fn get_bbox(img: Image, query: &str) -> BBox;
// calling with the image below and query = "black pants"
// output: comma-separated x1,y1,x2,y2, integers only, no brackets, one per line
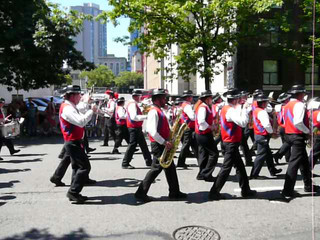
53,141,91,193
122,127,151,166
240,128,253,165
309,136,320,169
135,142,180,196
276,127,291,162
104,117,116,145
114,125,129,149
210,142,250,194
0,137,15,155
283,134,312,195
250,135,276,177
177,128,198,166
195,133,219,180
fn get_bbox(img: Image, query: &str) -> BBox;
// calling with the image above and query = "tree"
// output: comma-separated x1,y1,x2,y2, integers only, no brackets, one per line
114,71,143,88
0,0,94,91
99,0,282,90
79,65,115,87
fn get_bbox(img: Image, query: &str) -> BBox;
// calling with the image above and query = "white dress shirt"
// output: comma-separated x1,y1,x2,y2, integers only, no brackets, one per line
256,108,273,134
225,104,249,128
147,108,169,145
183,103,195,121
102,99,116,118
127,100,147,121
116,106,127,119
61,100,93,128
197,104,210,131
290,98,309,134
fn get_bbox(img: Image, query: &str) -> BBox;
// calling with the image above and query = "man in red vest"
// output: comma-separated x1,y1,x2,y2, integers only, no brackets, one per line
209,88,256,200
250,93,282,178
122,89,152,169
112,97,129,154
282,85,319,199
135,89,187,202
58,85,97,203
102,90,116,146
177,90,198,169
195,90,218,182
308,97,320,169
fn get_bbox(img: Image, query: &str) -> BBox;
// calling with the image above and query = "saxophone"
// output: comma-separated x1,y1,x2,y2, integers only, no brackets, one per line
159,109,189,168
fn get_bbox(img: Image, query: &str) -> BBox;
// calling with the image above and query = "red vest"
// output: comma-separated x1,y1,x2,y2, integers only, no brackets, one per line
59,103,84,141
277,105,286,128
312,110,320,135
148,106,170,142
115,106,126,126
284,100,309,134
180,102,195,129
195,103,213,135
253,107,268,136
126,102,143,128
220,105,242,142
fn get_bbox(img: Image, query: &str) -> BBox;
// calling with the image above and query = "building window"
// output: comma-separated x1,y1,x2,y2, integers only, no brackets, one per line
263,60,279,85
305,65,319,85
110,63,113,70
260,27,279,47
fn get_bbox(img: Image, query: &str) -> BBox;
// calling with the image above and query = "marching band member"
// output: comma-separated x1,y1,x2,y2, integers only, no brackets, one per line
273,93,291,164
135,89,187,202
101,90,116,147
56,85,97,203
209,88,256,200
122,89,152,169
112,97,129,154
281,85,318,199
249,93,282,179
0,98,20,160
195,90,218,182
308,97,320,169
212,93,225,155
177,90,198,169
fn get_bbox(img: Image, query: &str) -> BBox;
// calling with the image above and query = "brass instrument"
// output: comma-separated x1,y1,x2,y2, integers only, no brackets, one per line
141,103,152,115
271,111,280,139
159,109,189,168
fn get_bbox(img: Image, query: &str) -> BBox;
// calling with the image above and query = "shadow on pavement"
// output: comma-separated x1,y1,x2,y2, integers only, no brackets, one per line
0,194,17,208
0,158,43,164
0,180,19,189
88,157,120,161
86,193,143,206
4,154,47,157
0,168,31,174
91,178,140,188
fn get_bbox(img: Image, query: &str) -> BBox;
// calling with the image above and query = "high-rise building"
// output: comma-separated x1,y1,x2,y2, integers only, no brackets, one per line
71,3,107,63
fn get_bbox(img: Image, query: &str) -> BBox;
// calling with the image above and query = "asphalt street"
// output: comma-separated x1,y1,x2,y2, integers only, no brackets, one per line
0,135,319,240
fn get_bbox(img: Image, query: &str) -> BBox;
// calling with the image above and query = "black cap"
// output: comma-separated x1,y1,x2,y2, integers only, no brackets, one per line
277,93,291,103
287,85,307,94
63,85,81,95
240,90,249,97
223,88,240,99
117,97,125,103
182,90,194,98
132,89,143,96
0,98,5,103
200,90,213,99
255,93,269,102
152,88,168,96
252,89,263,98
213,93,222,102
175,98,183,105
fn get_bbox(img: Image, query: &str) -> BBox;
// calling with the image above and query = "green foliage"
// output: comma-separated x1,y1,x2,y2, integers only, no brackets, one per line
80,65,115,87
115,71,143,88
99,0,281,90
0,0,94,91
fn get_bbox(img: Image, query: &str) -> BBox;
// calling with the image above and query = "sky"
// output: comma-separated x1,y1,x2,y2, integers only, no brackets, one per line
48,0,130,59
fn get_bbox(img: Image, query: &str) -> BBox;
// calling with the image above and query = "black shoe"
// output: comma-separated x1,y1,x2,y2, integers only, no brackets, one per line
50,176,66,187
112,149,120,154
85,179,97,185
204,176,216,182
122,164,135,169
168,191,187,199
241,189,257,198
273,153,280,165
102,143,108,146
304,185,320,193
134,193,153,202
145,161,152,167
66,192,87,203
280,191,295,201
196,176,205,181
270,168,282,176
87,148,96,153
68,194,89,201
208,191,224,201
10,149,20,155
0,157,3,161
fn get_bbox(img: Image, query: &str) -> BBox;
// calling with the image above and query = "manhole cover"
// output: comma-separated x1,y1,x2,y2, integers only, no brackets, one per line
173,225,220,240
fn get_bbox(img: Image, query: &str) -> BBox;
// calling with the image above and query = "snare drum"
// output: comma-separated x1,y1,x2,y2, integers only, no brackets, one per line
0,120,20,138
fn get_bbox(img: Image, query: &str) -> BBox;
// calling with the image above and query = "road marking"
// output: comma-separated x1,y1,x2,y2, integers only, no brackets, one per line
234,185,304,192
